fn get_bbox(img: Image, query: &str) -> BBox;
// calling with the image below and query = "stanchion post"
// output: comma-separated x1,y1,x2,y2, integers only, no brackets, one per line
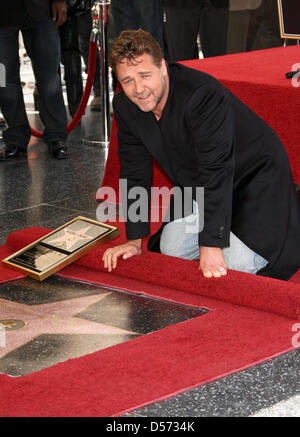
84,0,111,147
99,0,111,146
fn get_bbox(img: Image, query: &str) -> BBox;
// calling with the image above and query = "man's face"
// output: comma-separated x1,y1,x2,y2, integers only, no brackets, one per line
116,53,169,117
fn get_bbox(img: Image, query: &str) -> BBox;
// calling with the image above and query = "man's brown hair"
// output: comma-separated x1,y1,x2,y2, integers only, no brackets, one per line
109,29,163,73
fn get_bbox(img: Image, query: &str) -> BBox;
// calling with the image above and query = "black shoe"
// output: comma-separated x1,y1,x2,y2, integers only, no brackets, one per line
48,140,69,159
5,145,24,158
0,144,26,160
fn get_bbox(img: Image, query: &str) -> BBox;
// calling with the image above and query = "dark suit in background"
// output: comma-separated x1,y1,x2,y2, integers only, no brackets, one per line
162,0,229,60
114,63,300,280
0,0,68,151
0,0,53,27
246,0,282,51
59,1,101,117
111,0,164,49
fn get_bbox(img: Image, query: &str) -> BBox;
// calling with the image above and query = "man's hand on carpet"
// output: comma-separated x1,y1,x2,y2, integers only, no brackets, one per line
199,246,227,278
102,239,142,272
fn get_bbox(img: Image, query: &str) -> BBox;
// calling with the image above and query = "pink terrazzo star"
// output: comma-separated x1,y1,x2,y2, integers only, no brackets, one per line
0,293,138,358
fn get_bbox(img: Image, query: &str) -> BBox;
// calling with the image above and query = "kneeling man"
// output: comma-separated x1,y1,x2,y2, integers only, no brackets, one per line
103,29,300,280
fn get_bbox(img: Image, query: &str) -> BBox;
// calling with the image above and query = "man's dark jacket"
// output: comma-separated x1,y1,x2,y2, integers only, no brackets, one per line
113,62,300,281
0,0,63,27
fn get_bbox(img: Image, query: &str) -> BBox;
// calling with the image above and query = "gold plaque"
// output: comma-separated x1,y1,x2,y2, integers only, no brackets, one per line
2,217,119,281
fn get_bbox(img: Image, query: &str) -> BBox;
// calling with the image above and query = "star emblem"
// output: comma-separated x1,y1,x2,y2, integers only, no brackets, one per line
47,225,93,251
0,294,139,359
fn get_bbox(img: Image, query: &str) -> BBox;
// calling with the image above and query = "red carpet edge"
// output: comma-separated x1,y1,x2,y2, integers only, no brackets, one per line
2,227,300,320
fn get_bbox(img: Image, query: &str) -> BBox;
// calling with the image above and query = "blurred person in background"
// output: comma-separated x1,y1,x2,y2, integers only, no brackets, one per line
162,0,229,61
0,0,69,160
59,0,102,117
226,0,262,54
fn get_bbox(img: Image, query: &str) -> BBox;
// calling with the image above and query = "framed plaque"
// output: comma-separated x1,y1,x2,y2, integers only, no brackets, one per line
2,217,119,281
278,0,300,39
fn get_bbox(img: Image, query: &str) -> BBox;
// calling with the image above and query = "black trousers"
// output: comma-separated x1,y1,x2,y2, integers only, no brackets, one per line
59,11,101,117
164,0,228,61
246,0,282,51
0,20,68,148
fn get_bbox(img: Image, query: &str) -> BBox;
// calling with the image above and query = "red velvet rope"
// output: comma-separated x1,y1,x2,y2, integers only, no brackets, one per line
30,40,98,138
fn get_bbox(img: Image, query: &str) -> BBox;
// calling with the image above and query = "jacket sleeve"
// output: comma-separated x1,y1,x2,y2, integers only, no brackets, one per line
114,100,153,241
185,84,235,248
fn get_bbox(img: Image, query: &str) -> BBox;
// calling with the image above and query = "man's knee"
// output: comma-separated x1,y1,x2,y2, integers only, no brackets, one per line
160,223,199,260
160,235,182,258
222,233,268,274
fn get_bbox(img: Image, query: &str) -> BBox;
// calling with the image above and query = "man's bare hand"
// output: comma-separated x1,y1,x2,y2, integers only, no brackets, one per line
102,239,142,272
199,246,227,278
52,1,67,27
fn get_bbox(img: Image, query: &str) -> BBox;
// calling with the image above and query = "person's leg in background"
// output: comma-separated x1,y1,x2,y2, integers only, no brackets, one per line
247,0,282,51
226,9,251,54
164,6,200,61
200,0,229,57
59,16,83,118
133,0,164,49
22,19,69,159
111,0,163,47
111,0,135,35
0,27,31,158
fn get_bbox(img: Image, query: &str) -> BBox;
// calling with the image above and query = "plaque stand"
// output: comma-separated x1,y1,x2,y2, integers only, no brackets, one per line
83,0,111,147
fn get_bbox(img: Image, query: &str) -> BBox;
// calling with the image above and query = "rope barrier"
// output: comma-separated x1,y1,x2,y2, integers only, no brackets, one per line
30,39,98,138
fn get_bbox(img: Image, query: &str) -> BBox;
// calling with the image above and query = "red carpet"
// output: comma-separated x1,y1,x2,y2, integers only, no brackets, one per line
0,227,300,417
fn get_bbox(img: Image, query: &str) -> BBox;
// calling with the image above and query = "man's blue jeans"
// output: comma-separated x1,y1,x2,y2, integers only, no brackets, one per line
111,0,164,49
0,20,68,149
160,201,268,275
